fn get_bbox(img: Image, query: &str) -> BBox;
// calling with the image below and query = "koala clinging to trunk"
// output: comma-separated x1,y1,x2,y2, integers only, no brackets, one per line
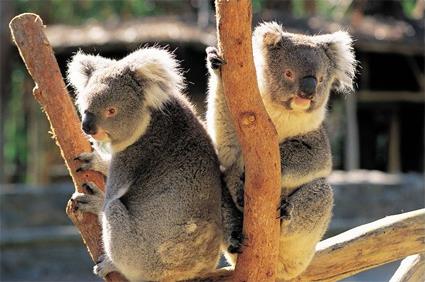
67,47,224,281
206,22,356,280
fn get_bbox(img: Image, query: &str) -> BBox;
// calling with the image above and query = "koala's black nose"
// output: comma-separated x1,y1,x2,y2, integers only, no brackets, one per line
299,76,317,99
82,112,97,135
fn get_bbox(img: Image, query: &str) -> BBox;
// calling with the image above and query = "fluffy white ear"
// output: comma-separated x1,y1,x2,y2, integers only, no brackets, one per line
316,31,357,92
67,51,113,93
124,48,184,90
253,22,284,47
122,47,185,109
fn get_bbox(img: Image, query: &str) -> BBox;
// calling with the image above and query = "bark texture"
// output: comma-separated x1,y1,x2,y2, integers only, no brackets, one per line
214,1,282,281
9,13,126,282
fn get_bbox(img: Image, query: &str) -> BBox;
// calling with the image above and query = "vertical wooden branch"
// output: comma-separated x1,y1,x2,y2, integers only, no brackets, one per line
9,13,126,282
214,1,282,281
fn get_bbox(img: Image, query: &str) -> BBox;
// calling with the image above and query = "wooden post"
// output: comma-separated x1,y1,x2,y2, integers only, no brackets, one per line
214,1,282,281
9,13,126,282
344,94,359,171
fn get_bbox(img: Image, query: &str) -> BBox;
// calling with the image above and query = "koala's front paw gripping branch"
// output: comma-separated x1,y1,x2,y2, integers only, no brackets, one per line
9,13,127,282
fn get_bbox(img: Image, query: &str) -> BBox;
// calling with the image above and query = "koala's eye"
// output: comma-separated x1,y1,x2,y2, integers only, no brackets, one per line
105,107,117,118
319,76,324,83
284,70,294,80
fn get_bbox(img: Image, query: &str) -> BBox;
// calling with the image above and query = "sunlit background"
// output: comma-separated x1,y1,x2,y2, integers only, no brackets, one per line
1,0,424,281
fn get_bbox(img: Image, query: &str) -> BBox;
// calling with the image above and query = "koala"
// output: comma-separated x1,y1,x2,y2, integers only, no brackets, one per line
67,47,224,281
206,22,356,280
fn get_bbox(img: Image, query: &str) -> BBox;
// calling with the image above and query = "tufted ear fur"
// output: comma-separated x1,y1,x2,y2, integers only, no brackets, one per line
253,21,284,47
315,31,357,92
122,48,185,109
67,51,113,93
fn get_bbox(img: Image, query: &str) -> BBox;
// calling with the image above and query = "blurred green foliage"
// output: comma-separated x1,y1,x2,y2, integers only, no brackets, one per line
14,0,186,25
4,63,28,182
402,0,420,16
13,0,421,25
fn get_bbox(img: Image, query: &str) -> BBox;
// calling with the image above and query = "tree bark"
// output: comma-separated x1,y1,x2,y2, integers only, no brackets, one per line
214,1,282,281
190,209,425,282
9,13,126,282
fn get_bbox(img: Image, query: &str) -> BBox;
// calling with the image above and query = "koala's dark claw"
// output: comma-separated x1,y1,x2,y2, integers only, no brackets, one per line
228,231,245,254
206,47,225,70
210,57,225,69
279,198,294,221
82,183,94,195
70,198,78,212
236,189,244,208
75,153,92,172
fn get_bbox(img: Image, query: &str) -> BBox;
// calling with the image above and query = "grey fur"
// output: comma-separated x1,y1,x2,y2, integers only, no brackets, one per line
206,22,356,279
68,47,223,281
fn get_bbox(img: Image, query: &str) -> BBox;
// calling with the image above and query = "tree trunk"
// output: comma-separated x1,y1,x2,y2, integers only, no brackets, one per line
9,13,126,282
214,1,282,281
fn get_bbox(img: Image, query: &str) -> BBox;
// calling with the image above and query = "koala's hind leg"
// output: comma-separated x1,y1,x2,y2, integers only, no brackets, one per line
220,179,244,265
277,178,333,280
223,163,245,212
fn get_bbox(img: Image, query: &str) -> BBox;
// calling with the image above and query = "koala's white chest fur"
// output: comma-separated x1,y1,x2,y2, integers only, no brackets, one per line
261,93,327,142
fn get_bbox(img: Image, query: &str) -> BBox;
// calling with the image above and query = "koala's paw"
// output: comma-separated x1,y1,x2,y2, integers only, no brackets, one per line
93,254,118,278
236,172,245,210
206,46,225,70
279,197,294,223
74,152,108,175
228,231,245,254
70,182,104,214
236,189,244,210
